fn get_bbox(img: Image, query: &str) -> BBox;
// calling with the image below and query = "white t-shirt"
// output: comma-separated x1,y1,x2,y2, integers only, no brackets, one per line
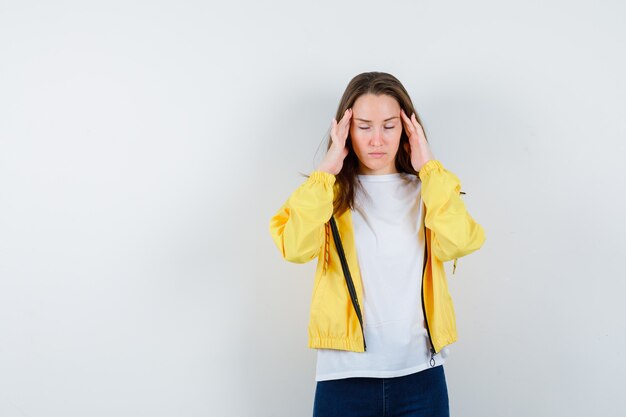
315,172,449,382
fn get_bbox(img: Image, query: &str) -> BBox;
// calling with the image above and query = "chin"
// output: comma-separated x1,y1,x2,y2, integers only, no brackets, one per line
363,162,395,174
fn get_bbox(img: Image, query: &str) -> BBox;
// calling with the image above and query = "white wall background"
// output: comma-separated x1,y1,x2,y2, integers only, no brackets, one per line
1,0,625,416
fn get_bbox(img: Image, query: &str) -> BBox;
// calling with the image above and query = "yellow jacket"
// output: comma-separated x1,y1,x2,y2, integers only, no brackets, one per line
269,159,486,354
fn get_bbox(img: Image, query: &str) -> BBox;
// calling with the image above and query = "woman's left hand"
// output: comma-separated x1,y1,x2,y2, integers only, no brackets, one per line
401,109,435,172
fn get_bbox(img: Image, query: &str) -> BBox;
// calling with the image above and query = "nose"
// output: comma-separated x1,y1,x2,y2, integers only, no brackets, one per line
370,128,383,147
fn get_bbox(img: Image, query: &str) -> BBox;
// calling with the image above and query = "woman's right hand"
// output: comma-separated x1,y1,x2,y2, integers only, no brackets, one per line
316,108,352,175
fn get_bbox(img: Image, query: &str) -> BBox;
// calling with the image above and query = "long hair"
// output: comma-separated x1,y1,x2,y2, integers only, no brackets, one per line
331,71,430,216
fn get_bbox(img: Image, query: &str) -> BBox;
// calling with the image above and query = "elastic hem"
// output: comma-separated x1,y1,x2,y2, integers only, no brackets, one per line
417,159,443,179
308,171,336,185
308,336,365,352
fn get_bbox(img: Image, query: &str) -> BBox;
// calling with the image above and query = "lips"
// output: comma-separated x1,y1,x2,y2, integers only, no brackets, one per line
368,152,386,158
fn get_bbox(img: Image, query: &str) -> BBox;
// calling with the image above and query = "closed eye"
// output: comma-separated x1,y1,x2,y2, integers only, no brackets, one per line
358,126,395,130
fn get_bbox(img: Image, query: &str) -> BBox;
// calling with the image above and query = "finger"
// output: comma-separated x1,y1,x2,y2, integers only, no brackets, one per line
401,111,414,134
412,114,426,135
337,118,351,139
401,109,413,126
411,113,420,127
340,108,352,125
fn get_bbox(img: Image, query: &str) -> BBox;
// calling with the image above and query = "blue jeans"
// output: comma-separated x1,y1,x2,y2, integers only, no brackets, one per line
312,365,449,417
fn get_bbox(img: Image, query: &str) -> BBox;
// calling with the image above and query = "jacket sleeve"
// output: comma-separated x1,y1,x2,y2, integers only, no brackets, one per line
269,171,335,264
419,159,486,262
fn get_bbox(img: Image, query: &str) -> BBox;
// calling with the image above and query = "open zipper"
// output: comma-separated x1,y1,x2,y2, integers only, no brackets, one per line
329,216,366,351
421,188,466,364
421,223,440,367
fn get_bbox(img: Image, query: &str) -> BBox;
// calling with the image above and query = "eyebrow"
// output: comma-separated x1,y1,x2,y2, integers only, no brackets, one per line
354,116,399,123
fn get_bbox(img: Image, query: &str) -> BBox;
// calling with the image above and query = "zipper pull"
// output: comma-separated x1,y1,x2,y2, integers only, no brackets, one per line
429,350,436,367
453,258,457,274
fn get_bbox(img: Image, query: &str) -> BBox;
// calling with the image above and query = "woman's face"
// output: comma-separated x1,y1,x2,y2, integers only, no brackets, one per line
350,93,402,175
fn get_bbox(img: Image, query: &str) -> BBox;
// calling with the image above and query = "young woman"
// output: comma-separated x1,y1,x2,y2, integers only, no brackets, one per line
269,72,486,417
